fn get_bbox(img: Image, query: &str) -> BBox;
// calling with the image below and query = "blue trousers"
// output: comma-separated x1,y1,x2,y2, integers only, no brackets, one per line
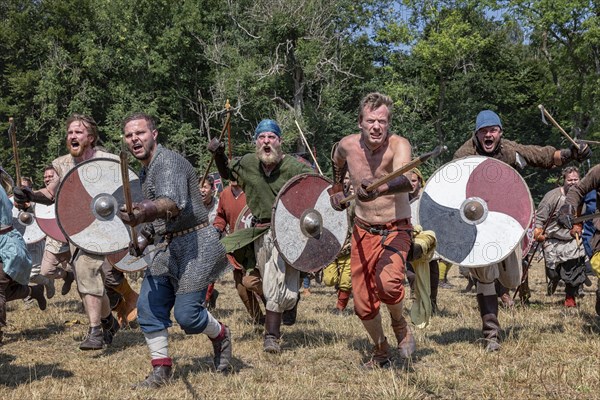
137,274,209,334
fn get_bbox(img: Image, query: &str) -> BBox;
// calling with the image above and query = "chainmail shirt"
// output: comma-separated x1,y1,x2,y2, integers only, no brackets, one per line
140,144,229,294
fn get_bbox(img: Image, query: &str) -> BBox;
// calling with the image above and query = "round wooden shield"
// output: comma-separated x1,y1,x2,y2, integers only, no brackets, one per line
272,173,348,273
106,245,154,273
35,203,67,242
418,156,533,268
235,205,254,231
9,197,46,244
56,158,143,255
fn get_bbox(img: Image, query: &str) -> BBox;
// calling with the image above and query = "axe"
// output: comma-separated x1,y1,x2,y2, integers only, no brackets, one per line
200,100,232,188
538,104,581,150
340,145,447,205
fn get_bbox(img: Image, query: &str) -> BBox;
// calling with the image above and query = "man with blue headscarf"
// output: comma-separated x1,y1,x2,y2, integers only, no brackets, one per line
209,119,313,353
454,109,590,351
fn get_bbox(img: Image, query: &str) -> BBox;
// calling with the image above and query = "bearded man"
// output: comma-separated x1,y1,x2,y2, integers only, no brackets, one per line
209,119,314,353
535,167,587,307
14,114,138,350
117,113,231,388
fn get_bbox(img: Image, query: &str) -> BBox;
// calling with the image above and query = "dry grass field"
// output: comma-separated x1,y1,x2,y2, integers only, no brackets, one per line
0,260,599,400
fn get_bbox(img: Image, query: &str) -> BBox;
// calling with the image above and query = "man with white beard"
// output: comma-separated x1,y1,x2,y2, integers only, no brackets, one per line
209,119,313,353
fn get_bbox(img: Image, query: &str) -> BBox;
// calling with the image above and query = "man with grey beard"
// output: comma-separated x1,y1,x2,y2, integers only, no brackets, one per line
209,119,313,353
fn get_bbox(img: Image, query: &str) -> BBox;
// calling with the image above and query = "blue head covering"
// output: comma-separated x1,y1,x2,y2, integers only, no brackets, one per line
475,110,502,132
254,119,282,140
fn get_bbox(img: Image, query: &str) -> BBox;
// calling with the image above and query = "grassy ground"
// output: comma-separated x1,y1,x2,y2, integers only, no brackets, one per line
0,260,598,400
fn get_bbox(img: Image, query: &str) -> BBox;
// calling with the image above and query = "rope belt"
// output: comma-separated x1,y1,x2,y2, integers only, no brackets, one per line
165,221,209,241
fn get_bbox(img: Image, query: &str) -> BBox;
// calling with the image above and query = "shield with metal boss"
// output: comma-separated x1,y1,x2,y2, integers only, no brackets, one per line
272,173,348,273
9,197,46,244
55,158,143,254
418,156,533,267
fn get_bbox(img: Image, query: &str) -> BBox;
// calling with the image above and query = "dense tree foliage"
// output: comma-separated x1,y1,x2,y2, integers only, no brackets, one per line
1,0,599,201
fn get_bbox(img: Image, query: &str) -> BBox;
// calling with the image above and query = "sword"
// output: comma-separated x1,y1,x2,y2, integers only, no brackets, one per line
340,145,447,205
120,136,138,249
569,212,600,225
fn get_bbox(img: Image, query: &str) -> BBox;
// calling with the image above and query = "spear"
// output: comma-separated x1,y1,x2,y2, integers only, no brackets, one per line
8,117,21,187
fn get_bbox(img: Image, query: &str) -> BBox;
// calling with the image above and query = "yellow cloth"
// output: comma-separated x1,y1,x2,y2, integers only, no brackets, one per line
590,252,600,277
322,253,352,292
438,259,452,280
410,225,436,328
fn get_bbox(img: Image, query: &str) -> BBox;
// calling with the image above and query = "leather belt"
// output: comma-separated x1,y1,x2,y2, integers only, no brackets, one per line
165,222,209,240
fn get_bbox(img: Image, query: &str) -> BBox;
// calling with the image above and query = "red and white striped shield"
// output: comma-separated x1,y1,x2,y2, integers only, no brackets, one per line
418,156,533,268
272,173,348,273
55,158,143,255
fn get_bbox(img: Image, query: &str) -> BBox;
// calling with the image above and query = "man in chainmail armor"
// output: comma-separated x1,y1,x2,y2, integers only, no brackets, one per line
117,113,231,389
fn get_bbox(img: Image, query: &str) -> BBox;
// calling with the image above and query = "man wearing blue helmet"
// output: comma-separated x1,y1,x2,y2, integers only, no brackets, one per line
454,109,591,352
209,119,313,353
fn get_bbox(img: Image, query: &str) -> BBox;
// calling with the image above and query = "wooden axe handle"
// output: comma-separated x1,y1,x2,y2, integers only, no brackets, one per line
538,104,579,149
340,145,447,205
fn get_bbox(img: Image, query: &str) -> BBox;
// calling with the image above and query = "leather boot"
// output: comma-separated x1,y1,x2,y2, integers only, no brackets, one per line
595,289,600,316
61,270,75,296
210,323,232,372
30,275,55,299
282,294,300,326
463,275,476,293
112,278,139,327
264,310,282,353
29,284,47,311
79,326,104,350
477,294,501,352
133,364,172,389
362,338,391,369
336,290,351,312
101,313,120,345
234,269,264,324
390,315,416,358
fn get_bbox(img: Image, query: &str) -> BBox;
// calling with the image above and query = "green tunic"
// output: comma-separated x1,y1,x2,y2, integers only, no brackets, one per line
221,154,314,257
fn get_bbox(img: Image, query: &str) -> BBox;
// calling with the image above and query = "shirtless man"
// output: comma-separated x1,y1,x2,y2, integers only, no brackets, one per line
329,92,416,368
